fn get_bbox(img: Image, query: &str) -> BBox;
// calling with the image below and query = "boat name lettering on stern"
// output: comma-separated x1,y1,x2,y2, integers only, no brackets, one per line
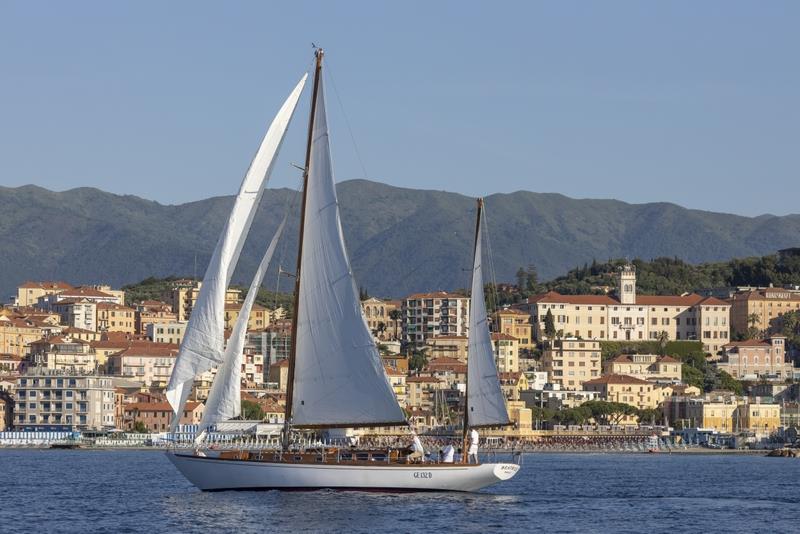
413,472,433,479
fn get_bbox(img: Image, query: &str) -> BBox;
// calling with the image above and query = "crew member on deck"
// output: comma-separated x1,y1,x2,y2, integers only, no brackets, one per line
468,429,480,464
441,442,455,463
408,432,425,463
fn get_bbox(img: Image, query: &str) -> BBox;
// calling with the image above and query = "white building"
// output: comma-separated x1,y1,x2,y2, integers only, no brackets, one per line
14,370,115,431
402,292,470,347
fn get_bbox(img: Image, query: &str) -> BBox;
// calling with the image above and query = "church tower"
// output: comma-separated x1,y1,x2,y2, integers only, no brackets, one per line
617,264,636,304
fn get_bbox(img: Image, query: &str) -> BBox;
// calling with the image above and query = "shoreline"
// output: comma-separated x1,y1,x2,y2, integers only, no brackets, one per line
0,445,776,456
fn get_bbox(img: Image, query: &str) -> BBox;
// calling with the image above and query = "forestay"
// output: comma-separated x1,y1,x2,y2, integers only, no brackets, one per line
199,218,286,432
166,74,307,423
466,207,510,428
291,78,406,427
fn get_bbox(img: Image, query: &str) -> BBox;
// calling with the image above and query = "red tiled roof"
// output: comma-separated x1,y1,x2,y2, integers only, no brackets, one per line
584,374,652,386
406,291,467,300
18,281,72,290
96,303,134,311
529,291,617,305
491,332,517,341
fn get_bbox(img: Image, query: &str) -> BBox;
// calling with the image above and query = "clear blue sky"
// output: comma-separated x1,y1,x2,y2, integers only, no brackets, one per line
1,1,798,216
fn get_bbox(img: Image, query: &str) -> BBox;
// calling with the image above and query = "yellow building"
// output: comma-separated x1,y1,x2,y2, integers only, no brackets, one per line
361,298,401,341
405,375,444,409
541,338,602,391
425,335,468,362
739,402,781,433
665,396,782,433
224,302,270,330
16,281,72,307
498,371,529,401
604,354,682,382
728,288,800,336
97,303,136,334
168,280,241,322
0,316,48,357
527,265,731,354
491,333,519,373
493,308,533,351
583,374,660,411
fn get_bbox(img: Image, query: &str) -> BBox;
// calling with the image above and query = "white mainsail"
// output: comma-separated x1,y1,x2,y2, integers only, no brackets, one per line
199,219,286,432
466,203,510,427
166,74,307,422
290,77,406,427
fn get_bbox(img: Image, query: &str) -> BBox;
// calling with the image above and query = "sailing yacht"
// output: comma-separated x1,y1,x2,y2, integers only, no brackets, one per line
166,49,520,491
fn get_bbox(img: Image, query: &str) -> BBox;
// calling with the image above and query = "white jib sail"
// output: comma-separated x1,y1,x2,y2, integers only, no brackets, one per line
291,77,406,427
166,74,307,423
466,208,510,427
199,218,286,433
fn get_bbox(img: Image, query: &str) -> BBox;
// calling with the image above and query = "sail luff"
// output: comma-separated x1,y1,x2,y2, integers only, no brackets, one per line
199,219,286,432
466,199,510,428
166,74,307,424
289,67,406,428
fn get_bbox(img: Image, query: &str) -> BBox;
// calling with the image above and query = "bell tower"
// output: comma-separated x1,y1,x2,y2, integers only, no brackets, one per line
617,264,636,305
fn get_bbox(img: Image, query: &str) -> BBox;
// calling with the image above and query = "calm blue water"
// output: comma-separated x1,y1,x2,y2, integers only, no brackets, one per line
1,450,798,533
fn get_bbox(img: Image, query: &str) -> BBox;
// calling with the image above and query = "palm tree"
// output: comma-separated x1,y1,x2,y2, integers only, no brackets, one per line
658,331,669,356
389,309,402,341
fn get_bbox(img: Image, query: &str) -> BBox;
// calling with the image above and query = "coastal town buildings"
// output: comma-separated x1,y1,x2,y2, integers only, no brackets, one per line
361,297,401,340
492,308,534,352
15,281,72,307
715,336,796,380
603,354,683,382
663,395,781,434
402,292,470,347
582,374,661,412
525,265,731,354
728,287,800,335
96,303,136,334
540,338,601,391
105,344,179,387
26,336,97,373
224,302,271,331
491,333,519,373
134,300,177,336
166,280,240,322
123,401,204,432
14,370,115,431
146,321,188,345
425,335,468,361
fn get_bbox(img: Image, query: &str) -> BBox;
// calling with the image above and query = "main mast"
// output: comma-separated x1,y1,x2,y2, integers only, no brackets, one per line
462,197,483,462
283,48,324,451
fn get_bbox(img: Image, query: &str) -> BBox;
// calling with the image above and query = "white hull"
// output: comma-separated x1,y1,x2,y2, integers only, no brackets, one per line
167,452,520,492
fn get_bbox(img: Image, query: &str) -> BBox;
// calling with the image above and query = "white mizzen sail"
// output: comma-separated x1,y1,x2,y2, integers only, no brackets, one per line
199,218,286,432
466,201,510,428
291,77,406,427
166,75,307,422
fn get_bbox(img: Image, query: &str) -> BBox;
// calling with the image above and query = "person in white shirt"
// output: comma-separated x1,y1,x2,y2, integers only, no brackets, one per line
408,432,425,463
468,428,480,464
441,443,455,463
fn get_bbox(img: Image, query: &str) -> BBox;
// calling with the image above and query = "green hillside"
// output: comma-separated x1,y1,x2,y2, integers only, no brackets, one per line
1,180,799,298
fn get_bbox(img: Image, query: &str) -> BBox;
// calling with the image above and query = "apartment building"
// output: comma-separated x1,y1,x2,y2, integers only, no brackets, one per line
27,336,97,373
50,299,98,332
527,265,731,354
540,338,602,391
224,302,272,331
604,354,683,382
96,303,136,334
167,280,240,322
361,297,401,340
492,308,534,351
425,335,468,361
715,336,796,380
146,321,188,345
664,395,781,433
491,333,519,373
16,281,72,307
124,401,204,432
14,370,115,431
106,344,179,386
728,287,800,335
583,374,661,411
0,316,51,357
402,292,470,347
134,300,177,335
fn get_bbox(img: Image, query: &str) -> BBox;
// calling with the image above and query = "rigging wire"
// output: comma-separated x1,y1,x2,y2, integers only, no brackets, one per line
324,59,370,181
272,173,305,312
